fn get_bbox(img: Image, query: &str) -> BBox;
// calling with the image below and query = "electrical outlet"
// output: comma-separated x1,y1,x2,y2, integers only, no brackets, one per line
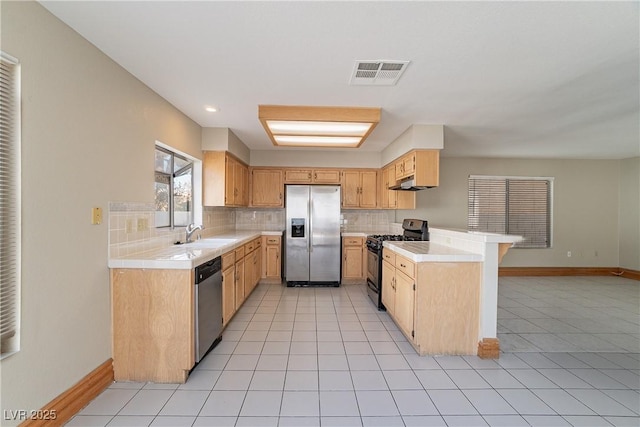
125,219,134,233
137,218,148,231
91,207,102,225
567,251,572,257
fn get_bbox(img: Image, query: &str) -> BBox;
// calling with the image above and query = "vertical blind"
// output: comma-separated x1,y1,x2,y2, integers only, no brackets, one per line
468,175,552,248
0,52,20,357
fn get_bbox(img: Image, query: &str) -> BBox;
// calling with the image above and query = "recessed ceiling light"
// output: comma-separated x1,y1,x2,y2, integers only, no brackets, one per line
204,105,218,113
258,105,381,148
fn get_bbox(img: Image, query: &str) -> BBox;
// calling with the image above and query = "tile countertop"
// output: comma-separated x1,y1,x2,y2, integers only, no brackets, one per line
383,241,483,263
108,230,283,270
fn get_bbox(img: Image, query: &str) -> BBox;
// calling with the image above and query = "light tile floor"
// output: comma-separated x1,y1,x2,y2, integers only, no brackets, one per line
68,276,639,427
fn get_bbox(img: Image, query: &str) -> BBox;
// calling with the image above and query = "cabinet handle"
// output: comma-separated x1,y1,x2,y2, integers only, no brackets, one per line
308,172,312,179
400,263,406,268
314,172,317,180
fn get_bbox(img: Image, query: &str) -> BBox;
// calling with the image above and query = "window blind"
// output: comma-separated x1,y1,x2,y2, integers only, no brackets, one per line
468,176,552,249
0,52,21,357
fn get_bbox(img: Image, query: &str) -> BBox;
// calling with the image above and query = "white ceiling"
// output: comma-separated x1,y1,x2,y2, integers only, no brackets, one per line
40,1,639,159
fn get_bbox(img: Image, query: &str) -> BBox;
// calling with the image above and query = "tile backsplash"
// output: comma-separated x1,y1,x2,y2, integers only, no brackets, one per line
341,210,394,233
235,209,285,231
109,202,397,257
108,202,236,257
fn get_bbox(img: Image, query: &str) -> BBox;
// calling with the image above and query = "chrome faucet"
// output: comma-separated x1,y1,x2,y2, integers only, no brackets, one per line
185,223,204,243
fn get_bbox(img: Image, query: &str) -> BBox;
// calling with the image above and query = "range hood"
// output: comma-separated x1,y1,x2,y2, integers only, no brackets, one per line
389,176,433,191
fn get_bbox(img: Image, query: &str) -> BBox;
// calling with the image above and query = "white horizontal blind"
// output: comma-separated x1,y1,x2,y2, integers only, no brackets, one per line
468,176,552,249
0,52,21,357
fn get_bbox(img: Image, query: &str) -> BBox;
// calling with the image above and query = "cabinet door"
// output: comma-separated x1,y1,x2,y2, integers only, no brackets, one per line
222,267,235,325
244,251,255,296
382,166,397,209
381,261,396,316
225,156,236,206
264,244,281,279
202,151,226,207
313,169,341,183
254,249,262,288
395,160,405,181
403,153,416,177
251,169,284,207
359,171,378,208
394,270,415,341
341,170,361,208
241,164,250,206
235,258,245,309
342,244,364,280
285,169,312,183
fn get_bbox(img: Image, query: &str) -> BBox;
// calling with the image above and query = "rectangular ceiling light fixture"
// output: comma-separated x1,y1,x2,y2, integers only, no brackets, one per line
258,105,381,148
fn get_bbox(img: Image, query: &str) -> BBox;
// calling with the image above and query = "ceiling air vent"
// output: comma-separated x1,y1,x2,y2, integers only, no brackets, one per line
350,60,410,86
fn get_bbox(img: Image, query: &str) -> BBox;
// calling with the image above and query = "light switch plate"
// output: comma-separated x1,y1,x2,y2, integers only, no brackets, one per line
92,207,102,225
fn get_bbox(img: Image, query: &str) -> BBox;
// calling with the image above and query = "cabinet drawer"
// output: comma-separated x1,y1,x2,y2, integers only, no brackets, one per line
284,169,313,183
395,254,415,278
313,169,340,183
265,236,280,245
343,237,364,246
235,246,245,259
222,251,235,270
382,249,396,264
254,237,262,249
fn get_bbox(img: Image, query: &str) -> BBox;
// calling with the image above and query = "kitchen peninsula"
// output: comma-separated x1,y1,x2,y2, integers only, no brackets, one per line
382,227,522,358
108,230,282,383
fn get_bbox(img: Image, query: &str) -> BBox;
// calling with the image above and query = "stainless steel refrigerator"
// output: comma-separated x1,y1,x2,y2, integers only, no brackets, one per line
285,185,341,286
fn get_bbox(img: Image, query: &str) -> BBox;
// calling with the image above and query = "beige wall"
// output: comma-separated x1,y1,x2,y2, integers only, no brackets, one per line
0,2,202,422
396,157,623,267
619,157,640,270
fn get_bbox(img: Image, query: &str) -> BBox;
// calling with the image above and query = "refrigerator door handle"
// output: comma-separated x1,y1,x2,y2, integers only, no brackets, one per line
308,198,313,252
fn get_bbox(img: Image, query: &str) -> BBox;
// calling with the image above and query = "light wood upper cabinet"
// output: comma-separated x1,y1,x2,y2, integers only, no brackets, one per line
382,164,416,209
393,150,439,187
250,168,283,207
341,170,378,208
284,168,341,184
284,169,313,183
312,169,341,184
203,151,249,207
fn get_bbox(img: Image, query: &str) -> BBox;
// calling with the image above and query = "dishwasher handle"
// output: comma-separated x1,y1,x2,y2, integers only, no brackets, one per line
195,257,222,284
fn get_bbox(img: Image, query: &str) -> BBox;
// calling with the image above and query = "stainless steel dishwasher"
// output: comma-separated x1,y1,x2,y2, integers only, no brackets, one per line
194,256,223,362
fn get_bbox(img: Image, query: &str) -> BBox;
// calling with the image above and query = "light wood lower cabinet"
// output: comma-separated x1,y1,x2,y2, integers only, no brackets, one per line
261,235,282,283
341,236,366,284
381,248,482,355
111,269,194,383
222,237,263,325
222,252,236,327
381,260,396,317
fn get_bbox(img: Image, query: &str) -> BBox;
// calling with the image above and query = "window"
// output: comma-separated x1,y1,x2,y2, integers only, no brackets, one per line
155,146,193,228
1,52,21,358
468,175,553,248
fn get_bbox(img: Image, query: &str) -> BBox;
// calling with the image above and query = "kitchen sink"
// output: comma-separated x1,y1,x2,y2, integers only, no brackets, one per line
181,238,237,248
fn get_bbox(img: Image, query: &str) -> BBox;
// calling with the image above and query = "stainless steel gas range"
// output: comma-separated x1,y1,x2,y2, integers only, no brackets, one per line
366,219,429,310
